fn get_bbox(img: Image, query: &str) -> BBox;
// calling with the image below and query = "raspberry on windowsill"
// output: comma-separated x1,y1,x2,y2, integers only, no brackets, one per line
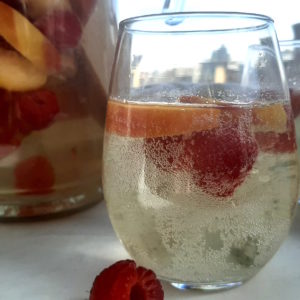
90,260,164,300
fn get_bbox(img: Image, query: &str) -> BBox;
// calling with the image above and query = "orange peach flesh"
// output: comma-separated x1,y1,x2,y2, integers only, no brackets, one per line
253,104,287,133
106,97,288,138
106,100,221,138
0,48,47,91
0,1,60,73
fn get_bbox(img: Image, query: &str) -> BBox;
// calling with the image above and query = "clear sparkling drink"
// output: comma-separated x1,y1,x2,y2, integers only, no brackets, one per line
103,97,298,286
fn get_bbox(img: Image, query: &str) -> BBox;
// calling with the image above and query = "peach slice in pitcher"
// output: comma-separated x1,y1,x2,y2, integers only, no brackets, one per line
0,1,61,73
0,49,47,91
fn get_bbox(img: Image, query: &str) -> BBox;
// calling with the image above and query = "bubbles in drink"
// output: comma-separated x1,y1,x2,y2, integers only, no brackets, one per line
103,98,298,284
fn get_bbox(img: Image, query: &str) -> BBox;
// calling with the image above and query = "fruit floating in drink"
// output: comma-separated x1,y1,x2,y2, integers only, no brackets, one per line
103,96,298,287
0,0,107,217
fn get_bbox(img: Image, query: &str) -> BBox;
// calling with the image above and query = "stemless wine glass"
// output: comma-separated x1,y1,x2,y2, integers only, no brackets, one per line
280,39,300,202
103,12,299,291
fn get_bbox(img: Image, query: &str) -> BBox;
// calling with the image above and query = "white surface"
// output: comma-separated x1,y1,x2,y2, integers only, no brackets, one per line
0,201,299,300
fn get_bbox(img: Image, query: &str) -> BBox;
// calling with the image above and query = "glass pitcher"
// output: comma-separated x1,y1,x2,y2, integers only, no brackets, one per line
0,0,119,218
0,0,185,218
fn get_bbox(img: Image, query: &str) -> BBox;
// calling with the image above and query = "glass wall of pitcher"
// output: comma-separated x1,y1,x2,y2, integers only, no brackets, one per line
0,0,118,218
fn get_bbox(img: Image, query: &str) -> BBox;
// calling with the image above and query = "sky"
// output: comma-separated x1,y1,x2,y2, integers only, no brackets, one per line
116,0,300,41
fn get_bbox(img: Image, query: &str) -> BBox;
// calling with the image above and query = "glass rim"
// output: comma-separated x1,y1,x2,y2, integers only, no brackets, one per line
119,11,274,34
279,39,300,47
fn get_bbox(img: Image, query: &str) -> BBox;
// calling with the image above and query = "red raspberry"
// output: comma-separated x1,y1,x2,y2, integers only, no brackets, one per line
145,108,258,198
35,10,82,49
14,155,55,195
90,260,164,300
187,114,258,197
131,267,164,300
0,90,22,151
16,89,59,131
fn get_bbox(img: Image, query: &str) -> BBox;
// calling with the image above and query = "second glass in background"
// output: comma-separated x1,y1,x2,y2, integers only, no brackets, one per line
280,39,300,202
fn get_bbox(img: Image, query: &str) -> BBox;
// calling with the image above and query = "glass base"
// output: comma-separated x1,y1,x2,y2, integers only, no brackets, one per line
170,280,243,291
0,187,103,219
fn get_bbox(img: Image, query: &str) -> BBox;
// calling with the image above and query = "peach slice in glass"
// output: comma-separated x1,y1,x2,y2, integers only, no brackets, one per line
252,104,287,133
105,99,221,138
252,103,296,153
